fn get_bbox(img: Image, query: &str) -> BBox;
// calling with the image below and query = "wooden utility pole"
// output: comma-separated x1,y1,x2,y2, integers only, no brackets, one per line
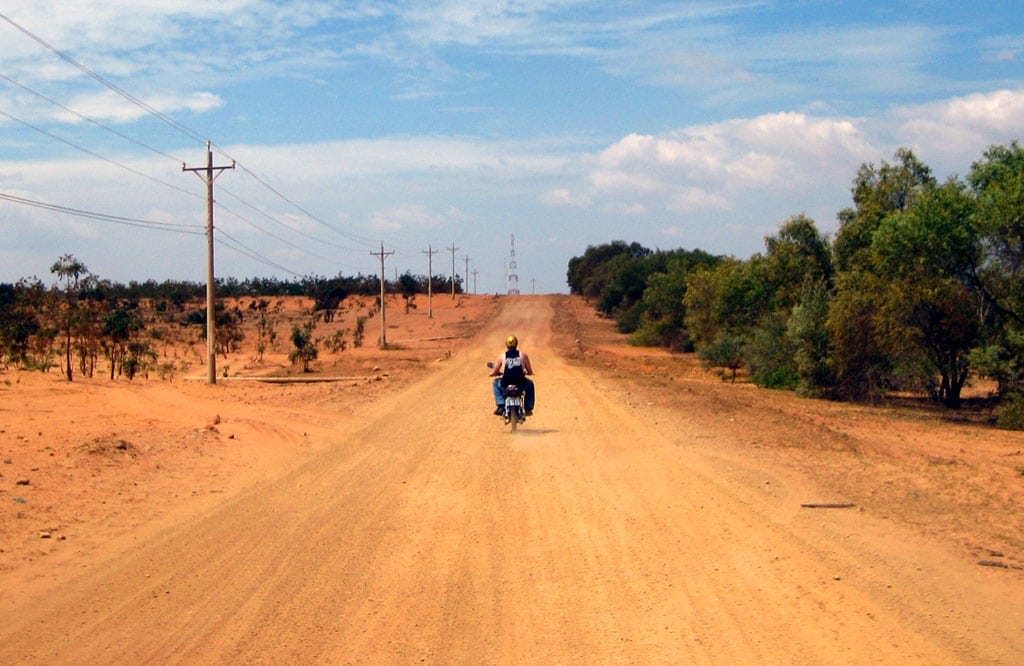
449,243,459,298
422,245,437,318
471,269,479,295
183,140,234,385
463,256,471,294
371,242,394,348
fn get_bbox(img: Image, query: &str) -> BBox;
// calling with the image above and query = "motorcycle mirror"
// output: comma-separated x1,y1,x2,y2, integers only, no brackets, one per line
486,362,495,369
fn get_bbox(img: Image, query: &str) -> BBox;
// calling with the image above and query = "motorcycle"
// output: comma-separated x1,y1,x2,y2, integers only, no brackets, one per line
488,363,526,431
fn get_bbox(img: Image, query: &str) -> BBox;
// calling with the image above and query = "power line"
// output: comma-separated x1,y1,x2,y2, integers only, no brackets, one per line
216,186,368,255
214,200,342,268
0,72,185,164
0,191,202,234
0,108,200,199
216,229,305,278
0,11,390,275
214,146,381,248
0,11,206,145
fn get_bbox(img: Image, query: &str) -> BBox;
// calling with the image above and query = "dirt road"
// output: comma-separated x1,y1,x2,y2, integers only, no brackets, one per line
1,296,1021,663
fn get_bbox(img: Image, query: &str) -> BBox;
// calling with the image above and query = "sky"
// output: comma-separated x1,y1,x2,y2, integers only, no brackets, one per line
1,1,1023,295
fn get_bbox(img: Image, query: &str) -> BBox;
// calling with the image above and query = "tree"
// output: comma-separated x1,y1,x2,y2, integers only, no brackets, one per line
762,214,833,309
698,330,745,382
787,280,836,398
289,322,318,372
826,270,893,401
50,254,90,382
683,257,771,352
0,282,40,368
744,215,833,389
967,141,1024,413
868,179,981,407
103,304,144,379
833,148,936,272
566,241,652,299
630,249,720,350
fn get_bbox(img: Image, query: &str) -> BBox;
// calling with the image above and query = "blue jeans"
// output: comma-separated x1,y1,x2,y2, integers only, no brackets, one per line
493,378,535,411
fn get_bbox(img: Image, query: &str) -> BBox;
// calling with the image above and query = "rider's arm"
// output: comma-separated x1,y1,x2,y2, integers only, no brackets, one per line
522,353,534,375
489,355,503,376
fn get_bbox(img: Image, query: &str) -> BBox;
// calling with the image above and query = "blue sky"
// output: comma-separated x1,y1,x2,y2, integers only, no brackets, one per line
1,1,1023,294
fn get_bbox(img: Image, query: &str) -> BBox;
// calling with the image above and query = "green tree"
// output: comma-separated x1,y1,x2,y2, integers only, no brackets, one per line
833,148,936,272
630,250,720,350
868,179,981,407
762,214,833,308
683,257,770,352
50,254,90,382
103,304,144,379
826,270,893,401
566,241,652,300
0,282,40,368
289,322,318,372
742,215,833,388
698,330,746,382
967,141,1024,415
787,280,836,398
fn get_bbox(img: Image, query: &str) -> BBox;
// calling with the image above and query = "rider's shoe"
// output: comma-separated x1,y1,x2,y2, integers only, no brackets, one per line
525,410,533,416
493,406,504,416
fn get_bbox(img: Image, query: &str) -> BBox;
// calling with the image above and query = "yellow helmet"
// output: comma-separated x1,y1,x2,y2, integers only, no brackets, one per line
505,335,518,349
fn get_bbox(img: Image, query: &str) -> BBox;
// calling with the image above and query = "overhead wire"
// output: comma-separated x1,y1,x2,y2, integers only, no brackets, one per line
0,191,204,234
212,145,381,248
0,11,206,145
214,199,343,267
0,72,185,164
0,108,201,199
0,71,362,266
215,229,305,277
0,10,414,275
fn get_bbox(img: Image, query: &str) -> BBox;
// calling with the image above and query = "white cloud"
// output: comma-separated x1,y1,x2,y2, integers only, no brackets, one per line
539,188,590,207
667,187,731,213
54,91,224,124
889,88,1024,169
369,203,451,232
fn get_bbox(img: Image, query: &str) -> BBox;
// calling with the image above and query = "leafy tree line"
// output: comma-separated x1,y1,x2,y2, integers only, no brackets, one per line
95,272,462,303
567,141,1024,428
0,262,460,379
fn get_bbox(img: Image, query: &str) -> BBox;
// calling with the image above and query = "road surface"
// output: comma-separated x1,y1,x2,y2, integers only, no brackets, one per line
1,296,1021,663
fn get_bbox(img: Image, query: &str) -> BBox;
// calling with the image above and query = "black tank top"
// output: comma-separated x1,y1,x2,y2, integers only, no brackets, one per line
501,349,526,386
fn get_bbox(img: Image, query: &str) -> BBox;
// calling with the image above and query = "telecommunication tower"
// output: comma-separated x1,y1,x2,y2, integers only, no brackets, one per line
506,234,521,295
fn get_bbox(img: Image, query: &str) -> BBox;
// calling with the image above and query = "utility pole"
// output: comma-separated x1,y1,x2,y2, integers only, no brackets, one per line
532,277,537,294
463,256,471,294
449,242,459,298
422,245,437,318
182,140,234,385
371,242,394,348
472,269,479,295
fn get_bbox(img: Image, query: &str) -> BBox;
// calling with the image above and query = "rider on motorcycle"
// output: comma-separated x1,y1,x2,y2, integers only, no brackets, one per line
489,334,535,416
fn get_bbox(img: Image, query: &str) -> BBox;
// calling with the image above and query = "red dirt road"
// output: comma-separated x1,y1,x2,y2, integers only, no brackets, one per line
1,296,1022,663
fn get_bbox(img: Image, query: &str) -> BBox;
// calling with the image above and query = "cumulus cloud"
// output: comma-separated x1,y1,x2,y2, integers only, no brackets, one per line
888,88,1024,169
555,111,879,225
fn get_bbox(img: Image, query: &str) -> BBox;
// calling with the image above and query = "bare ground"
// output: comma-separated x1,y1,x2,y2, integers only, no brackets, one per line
1,294,1022,664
